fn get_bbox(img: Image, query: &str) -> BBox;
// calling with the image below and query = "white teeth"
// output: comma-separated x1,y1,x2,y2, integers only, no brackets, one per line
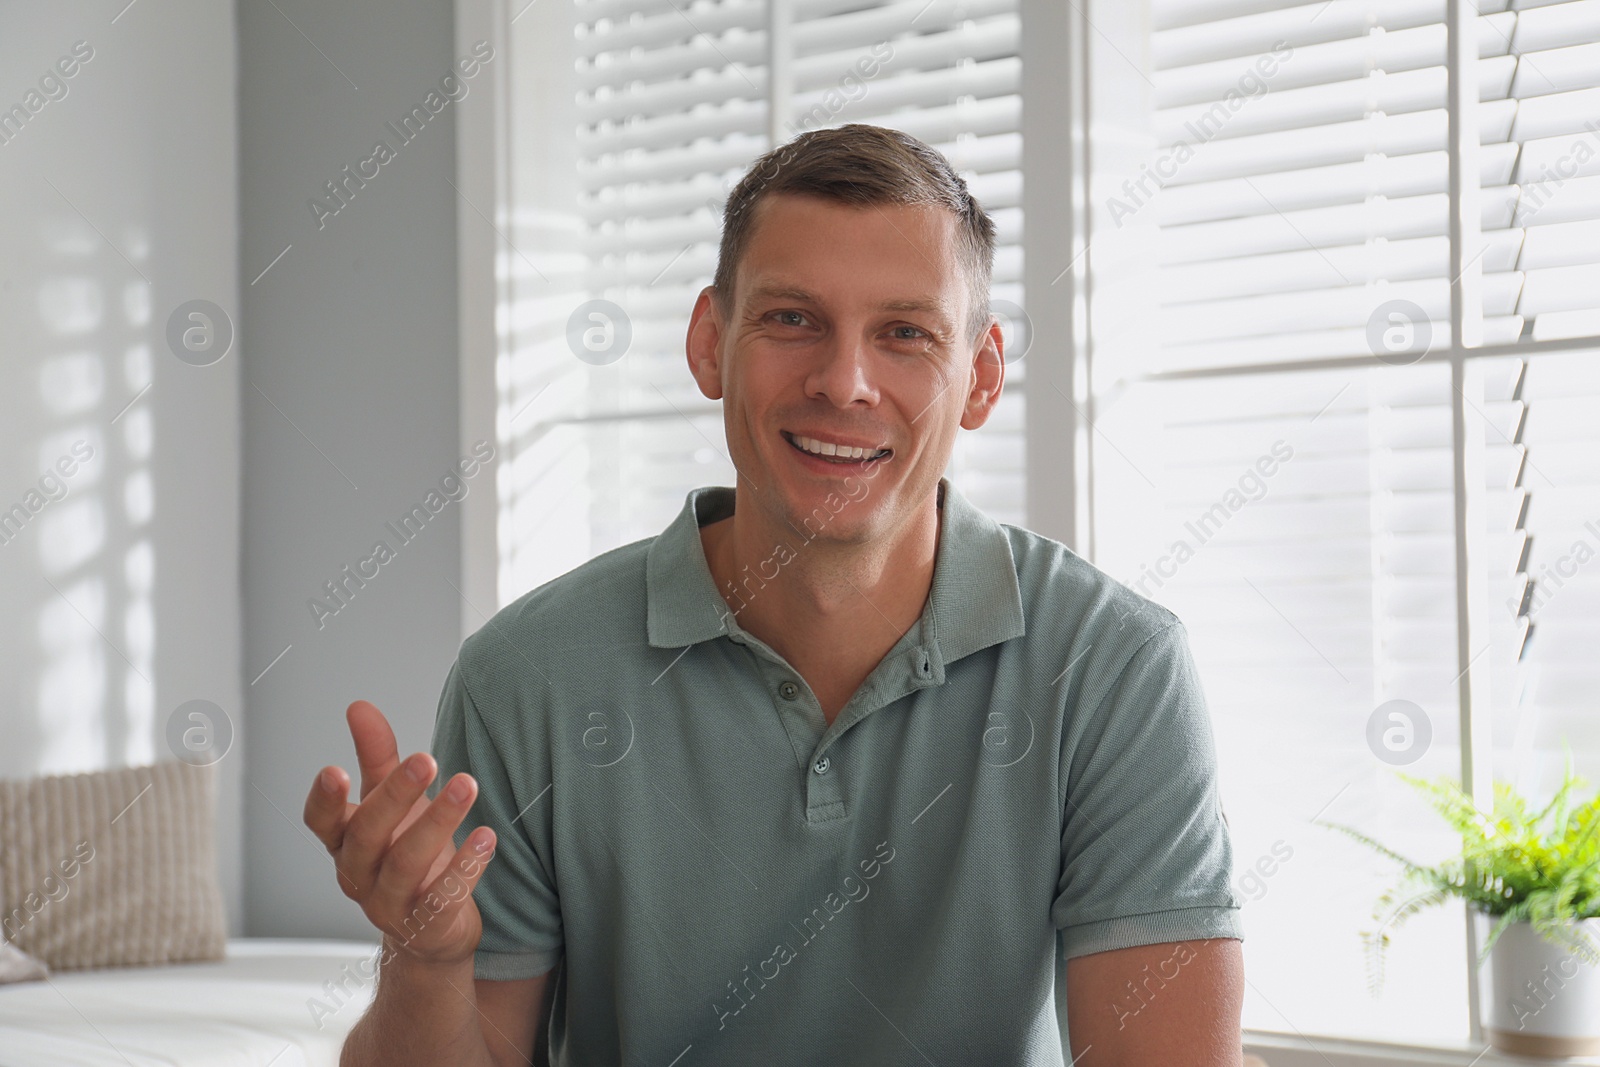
790,433,886,461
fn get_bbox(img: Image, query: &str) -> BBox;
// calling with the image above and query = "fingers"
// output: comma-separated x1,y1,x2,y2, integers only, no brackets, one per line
347,700,400,801
372,772,483,905
303,764,355,851
337,751,438,897
429,828,497,904
385,829,498,948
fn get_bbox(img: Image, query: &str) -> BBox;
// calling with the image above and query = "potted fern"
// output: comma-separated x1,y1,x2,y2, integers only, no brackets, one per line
1317,752,1600,1057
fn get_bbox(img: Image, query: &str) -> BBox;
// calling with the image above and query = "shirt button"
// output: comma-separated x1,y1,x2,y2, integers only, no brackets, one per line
813,755,831,775
779,681,799,701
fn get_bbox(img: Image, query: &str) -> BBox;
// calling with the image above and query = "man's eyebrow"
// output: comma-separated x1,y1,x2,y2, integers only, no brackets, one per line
748,285,956,324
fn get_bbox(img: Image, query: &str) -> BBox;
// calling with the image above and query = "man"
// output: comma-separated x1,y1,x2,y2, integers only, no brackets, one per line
306,123,1245,1067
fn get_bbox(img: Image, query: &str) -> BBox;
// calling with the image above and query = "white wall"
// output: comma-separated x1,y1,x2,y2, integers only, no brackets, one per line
238,0,468,938
0,2,244,930
1,0,471,943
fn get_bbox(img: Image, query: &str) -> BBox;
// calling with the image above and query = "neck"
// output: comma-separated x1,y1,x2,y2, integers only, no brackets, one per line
702,483,942,675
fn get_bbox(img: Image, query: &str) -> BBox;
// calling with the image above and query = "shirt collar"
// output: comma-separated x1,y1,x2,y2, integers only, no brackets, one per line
645,476,1026,673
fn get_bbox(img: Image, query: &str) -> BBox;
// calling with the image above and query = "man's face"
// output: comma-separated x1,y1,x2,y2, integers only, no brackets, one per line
686,192,1004,546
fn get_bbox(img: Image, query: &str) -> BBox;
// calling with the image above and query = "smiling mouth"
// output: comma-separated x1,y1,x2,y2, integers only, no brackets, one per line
781,431,892,465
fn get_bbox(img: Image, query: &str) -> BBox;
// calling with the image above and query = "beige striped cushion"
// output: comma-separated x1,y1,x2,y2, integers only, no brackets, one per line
0,760,225,971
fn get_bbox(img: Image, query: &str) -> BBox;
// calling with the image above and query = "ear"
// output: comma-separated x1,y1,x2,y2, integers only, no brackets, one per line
686,286,726,402
959,317,1005,431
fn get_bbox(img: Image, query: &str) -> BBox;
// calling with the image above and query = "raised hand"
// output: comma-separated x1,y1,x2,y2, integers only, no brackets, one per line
303,699,496,967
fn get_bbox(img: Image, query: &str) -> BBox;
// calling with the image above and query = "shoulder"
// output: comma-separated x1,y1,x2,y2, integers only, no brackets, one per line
455,534,656,694
988,520,1195,730
999,520,1182,657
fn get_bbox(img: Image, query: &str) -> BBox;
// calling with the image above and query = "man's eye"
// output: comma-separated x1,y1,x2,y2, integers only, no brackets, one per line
774,311,807,327
892,325,926,340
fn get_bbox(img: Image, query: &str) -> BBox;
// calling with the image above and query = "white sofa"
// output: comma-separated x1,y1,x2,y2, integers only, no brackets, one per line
0,938,380,1067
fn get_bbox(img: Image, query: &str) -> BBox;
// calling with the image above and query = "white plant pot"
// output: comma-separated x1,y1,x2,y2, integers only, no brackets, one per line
1484,917,1600,1057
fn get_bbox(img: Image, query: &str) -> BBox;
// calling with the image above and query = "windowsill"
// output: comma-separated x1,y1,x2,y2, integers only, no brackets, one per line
1246,1029,1600,1067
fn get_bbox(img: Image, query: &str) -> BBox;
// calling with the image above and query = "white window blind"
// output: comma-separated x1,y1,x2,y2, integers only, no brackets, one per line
1480,2,1600,828
1488,0,1600,342
500,0,1027,604
1118,0,1600,374
1092,366,1472,1042
1087,0,1600,1046
1485,349,1600,811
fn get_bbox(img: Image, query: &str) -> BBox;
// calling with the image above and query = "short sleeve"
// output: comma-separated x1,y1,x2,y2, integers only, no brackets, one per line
428,657,563,980
1052,620,1244,958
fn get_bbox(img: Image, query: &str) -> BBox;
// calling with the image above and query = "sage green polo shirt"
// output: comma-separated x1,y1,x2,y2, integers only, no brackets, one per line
429,475,1243,1066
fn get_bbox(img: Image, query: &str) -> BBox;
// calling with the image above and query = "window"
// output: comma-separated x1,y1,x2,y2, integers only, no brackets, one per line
469,0,1600,1050
1086,0,1600,1046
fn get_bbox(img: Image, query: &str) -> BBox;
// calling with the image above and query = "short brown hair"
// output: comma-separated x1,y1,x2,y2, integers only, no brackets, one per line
712,123,997,345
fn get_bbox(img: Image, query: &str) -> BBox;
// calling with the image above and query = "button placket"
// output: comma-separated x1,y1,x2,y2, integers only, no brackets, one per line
762,668,827,778
743,634,943,823
804,745,845,821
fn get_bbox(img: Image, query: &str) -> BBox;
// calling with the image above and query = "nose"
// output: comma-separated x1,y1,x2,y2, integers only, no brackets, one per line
805,329,878,409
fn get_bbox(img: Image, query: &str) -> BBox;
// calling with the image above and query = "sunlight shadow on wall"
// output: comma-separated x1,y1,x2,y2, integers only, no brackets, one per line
24,209,154,776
